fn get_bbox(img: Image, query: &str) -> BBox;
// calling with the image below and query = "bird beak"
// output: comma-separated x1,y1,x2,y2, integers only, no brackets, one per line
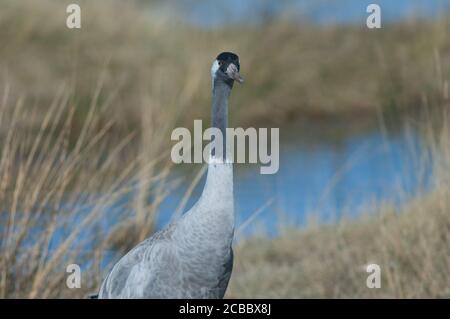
226,63,244,84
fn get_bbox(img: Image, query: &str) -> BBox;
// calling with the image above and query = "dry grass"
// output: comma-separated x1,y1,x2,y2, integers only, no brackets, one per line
0,0,449,298
0,85,171,298
228,109,450,298
228,189,450,298
1,0,450,130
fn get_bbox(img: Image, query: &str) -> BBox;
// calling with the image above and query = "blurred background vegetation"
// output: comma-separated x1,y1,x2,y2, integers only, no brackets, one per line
0,0,450,298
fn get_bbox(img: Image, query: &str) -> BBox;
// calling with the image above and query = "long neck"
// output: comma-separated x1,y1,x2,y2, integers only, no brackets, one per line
211,80,232,160
174,79,235,248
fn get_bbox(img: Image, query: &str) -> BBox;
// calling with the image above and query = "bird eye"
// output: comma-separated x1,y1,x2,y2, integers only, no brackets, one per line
218,60,223,66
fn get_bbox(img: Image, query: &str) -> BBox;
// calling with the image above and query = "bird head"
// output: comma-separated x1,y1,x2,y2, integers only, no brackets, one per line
211,52,244,86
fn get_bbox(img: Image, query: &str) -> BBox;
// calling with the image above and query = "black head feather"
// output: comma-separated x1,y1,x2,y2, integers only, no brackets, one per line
216,52,240,71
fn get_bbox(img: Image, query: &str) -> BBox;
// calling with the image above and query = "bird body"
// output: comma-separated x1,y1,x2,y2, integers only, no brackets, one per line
98,52,242,299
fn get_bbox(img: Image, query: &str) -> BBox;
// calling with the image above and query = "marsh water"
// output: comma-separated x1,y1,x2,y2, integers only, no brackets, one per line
38,117,433,270
153,119,432,238
168,0,449,27
47,118,432,244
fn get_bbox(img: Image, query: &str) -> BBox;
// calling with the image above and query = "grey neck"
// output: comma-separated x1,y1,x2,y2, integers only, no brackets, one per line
211,79,232,160
173,77,235,250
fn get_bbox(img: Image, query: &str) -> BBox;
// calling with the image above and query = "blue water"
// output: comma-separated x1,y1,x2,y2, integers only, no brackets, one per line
169,0,450,27
15,125,432,270
154,127,432,238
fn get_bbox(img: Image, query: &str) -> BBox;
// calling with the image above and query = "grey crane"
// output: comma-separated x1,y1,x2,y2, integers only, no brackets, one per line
98,52,243,299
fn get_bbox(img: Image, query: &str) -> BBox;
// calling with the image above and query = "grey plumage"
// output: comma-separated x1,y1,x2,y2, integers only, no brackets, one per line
98,52,242,299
